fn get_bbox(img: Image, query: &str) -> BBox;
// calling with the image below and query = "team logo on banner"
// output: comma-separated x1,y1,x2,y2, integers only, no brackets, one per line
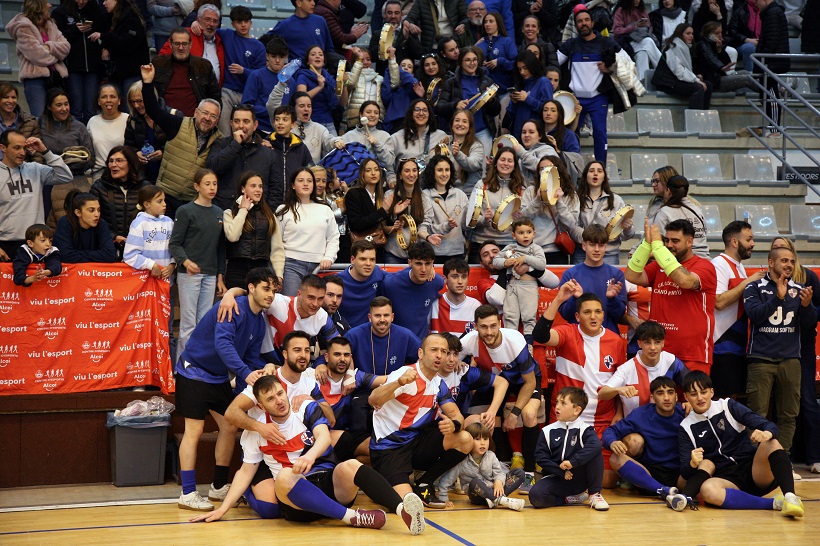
46,266,69,288
35,368,65,391
84,287,114,310
127,359,151,384
0,291,20,314
0,344,18,367
37,317,67,340
82,340,112,363
126,309,152,331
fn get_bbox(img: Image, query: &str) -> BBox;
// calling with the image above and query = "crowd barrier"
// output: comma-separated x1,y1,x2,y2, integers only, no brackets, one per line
0,263,173,395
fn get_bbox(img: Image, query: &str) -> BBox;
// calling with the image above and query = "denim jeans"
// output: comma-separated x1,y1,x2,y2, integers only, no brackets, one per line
737,42,757,73
23,78,48,117
176,272,216,357
66,72,100,125
384,251,406,264
281,257,318,296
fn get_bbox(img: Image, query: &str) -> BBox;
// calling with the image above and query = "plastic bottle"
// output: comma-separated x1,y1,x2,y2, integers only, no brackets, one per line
278,59,301,84
141,140,155,157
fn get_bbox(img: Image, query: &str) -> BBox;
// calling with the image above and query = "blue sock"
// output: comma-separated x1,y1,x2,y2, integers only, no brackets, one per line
286,478,347,520
245,487,281,519
617,460,663,493
180,470,197,495
721,488,775,510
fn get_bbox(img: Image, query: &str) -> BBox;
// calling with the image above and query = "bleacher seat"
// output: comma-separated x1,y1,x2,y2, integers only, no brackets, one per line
733,154,786,187
735,205,781,240
271,0,296,14
789,205,820,241
607,155,630,186
637,108,686,137
784,73,811,95
683,153,736,186
0,44,9,75
631,203,647,238
631,153,668,183
607,108,638,139
684,110,734,139
702,205,723,241
250,18,276,37
226,0,270,11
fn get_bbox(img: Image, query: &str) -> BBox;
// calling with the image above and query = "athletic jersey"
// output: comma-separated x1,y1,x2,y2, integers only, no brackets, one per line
558,262,627,334
712,253,749,356
551,324,626,429
370,363,455,451
459,328,536,392
381,268,446,339
346,322,421,375
337,266,386,328
260,293,338,357
239,367,323,405
439,366,495,413
744,274,815,360
534,419,602,477
241,401,336,478
430,293,482,337
603,351,688,416
645,255,716,365
678,398,778,479
602,403,685,470
319,370,379,430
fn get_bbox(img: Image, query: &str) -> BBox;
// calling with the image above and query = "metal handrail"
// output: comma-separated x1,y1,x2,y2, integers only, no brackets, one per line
745,53,820,197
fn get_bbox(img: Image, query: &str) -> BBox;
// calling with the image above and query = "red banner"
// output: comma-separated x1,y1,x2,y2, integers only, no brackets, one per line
0,263,174,395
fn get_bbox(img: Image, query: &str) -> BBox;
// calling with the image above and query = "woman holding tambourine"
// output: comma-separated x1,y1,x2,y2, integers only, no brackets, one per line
541,99,584,184
341,100,395,174
516,119,557,185
422,154,468,263
382,158,435,263
567,160,635,265
415,53,448,129
389,98,448,183
466,148,525,263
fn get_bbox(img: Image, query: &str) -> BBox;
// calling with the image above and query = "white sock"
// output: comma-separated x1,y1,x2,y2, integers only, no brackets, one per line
342,508,356,524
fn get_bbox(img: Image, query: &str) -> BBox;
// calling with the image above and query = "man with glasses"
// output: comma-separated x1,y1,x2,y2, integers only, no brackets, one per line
160,4,226,87
154,27,221,117
140,63,223,219
458,1,487,48
267,0,335,62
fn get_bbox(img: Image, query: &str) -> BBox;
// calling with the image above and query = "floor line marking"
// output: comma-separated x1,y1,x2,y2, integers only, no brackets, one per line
424,518,476,546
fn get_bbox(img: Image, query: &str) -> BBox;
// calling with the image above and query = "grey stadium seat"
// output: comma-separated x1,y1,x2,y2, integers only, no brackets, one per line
733,154,787,187
789,205,820,241
637,108,686,138
684,110,734,139
735,205,780,240
683,153,736,186
702,205,723,241
631,153,669,184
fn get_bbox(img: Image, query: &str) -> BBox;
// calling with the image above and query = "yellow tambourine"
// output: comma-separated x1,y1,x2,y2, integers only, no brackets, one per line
554,91,580,125
606,206,635,242
468,84,499,114
491,135,520,158
466,185,485,228
492,194,521,231
426,78,442,105
336,60,346,96
396,214,418,249
539,165,560,205
378,24,395,60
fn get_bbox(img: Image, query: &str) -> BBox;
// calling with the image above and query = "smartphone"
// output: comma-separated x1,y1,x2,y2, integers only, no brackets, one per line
507,87,516,93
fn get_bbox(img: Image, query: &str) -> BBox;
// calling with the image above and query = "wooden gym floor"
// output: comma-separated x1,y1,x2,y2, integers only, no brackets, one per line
2,474,820,545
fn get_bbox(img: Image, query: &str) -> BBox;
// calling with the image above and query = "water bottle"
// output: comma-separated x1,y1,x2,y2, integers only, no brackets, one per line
141,140,154,157
278,59,301,84
743,210,750,224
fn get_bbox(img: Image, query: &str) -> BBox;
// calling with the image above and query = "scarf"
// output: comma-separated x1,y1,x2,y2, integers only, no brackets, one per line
747,0,761,38
658,6,682,18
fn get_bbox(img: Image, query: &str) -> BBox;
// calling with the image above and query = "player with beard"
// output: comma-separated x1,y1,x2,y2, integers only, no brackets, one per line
710,221,765,398
322,274,351,336
338,239,386,328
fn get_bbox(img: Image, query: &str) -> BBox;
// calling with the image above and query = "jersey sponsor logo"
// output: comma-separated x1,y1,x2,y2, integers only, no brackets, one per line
698,430,707,438
315,28,321,35
245,50,252,57
570,435,577,446
768,307,794,326
603,354,614,370
424,299,431,307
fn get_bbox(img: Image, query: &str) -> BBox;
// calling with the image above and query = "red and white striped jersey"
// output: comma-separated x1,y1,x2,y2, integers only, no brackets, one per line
712,253,747,341
240,367,322,405
551,324,626,429
603,351,688,416
430,293,482,337
261,293,336,354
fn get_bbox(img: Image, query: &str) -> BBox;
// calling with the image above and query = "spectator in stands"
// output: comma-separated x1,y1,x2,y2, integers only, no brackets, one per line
448,109,484,197
169,168,227,355
649,0,685,45
124,82,167,183
646,165,677,223
147,0,183,51
344,48,385,130
265,105,312,213
123,184,175,279
312,165,348,262
755,0,790,136
390,99,449,182
568,160,634,265
54,189,119,263
276,168,340,295
612,0,662,81
650,175,708,258
415,53,445,105
513,0,559,44
268,0,335,62
438,37,461,77
540,100,583,181
459,1,487,49
770,237,820,474
381,49,422,134
0,131,72,260
557,6,620,161
7,0,70,119
652,24,712,110
517,119,556,184
52,0,106,124
404,0,468,58
39,89,94,226
322,274,350,335
315,0,369,55
12,223,62,286
694,22,752,93
369,0,414,74
160,4,225,88
152,28,220,118
476,13,518,94
344,158,390,262
87,83,129,181
246,37,291,135
421,155,468,263
692,0,728,40
382,158,435,264
275,91,341,166
437,47,500,161
341,101,395,172
140,63,223,220
503,51,552,138
88,0,150,102
0,84,43,165
519,16,558,65
181,0,222,26
90,146,147,252
295,46,344,137
207,104,277,211
222,172,285,289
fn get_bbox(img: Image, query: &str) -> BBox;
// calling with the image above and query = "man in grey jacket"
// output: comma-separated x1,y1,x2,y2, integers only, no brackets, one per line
0,131,72,260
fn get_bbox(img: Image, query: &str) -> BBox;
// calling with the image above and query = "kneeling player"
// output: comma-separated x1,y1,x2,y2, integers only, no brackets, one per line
191,375,426,534
678,371,804,517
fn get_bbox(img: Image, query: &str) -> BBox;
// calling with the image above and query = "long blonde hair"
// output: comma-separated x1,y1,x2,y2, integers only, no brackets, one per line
771,237,805,284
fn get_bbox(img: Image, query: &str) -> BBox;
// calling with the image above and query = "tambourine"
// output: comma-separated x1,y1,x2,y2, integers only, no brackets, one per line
554,91,580,125
468,84,499,114
378,24,395,60
492,194,521,231
434,136,450,157
396,214,418,249
426,78,442,105
336,60,346,96
539,166,560,205
491,135,520,157
606,205,635,242
466,184,485,228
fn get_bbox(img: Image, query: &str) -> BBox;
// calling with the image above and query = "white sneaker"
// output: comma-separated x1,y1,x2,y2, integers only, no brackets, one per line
178,491,214,511
792,470,803,482
589,492,609,511
565,492,589,505
811,462,820,474
208,483,230,501
497,496,525,511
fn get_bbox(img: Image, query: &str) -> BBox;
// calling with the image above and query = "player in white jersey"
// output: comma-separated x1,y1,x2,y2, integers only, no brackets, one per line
430,259,482,337
190,375,426,534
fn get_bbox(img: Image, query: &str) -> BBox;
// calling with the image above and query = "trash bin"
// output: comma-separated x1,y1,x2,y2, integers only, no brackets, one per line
106,413,171,486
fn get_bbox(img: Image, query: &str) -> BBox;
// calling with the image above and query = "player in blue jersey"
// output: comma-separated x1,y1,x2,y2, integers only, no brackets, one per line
337,239,386,328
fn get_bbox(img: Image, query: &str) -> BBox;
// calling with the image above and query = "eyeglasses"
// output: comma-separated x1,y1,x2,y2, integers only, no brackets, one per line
650,178,662,185
467,7,485,12
130,98,144,105
413,107,429,114
171,41,191,48
108,158,127,165
197,109,219,121
463,57,478,63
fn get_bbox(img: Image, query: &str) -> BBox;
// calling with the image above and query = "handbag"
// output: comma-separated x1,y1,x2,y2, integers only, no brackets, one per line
349,225,386,247
546,203,575,255
651,55,678,90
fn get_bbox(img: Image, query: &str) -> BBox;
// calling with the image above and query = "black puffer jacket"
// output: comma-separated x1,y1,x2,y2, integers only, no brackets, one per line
51,2,105,74
406,0,468,51
90,175,149,239
207,135,278,211
727,0,756,48
755,0,790,74
803,0,820,53
436,67,502,137
693,39,732,89
226,205,273,261
98,4,150,84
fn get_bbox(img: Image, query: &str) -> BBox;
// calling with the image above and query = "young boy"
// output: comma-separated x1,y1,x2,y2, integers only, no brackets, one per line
678,371,804,517
430,258,482,337
243,36,291,134
530,386,609,510
492,217,547,346
267,105,312,209
598,321,689,417
13,224,61,286
436,423,526,511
